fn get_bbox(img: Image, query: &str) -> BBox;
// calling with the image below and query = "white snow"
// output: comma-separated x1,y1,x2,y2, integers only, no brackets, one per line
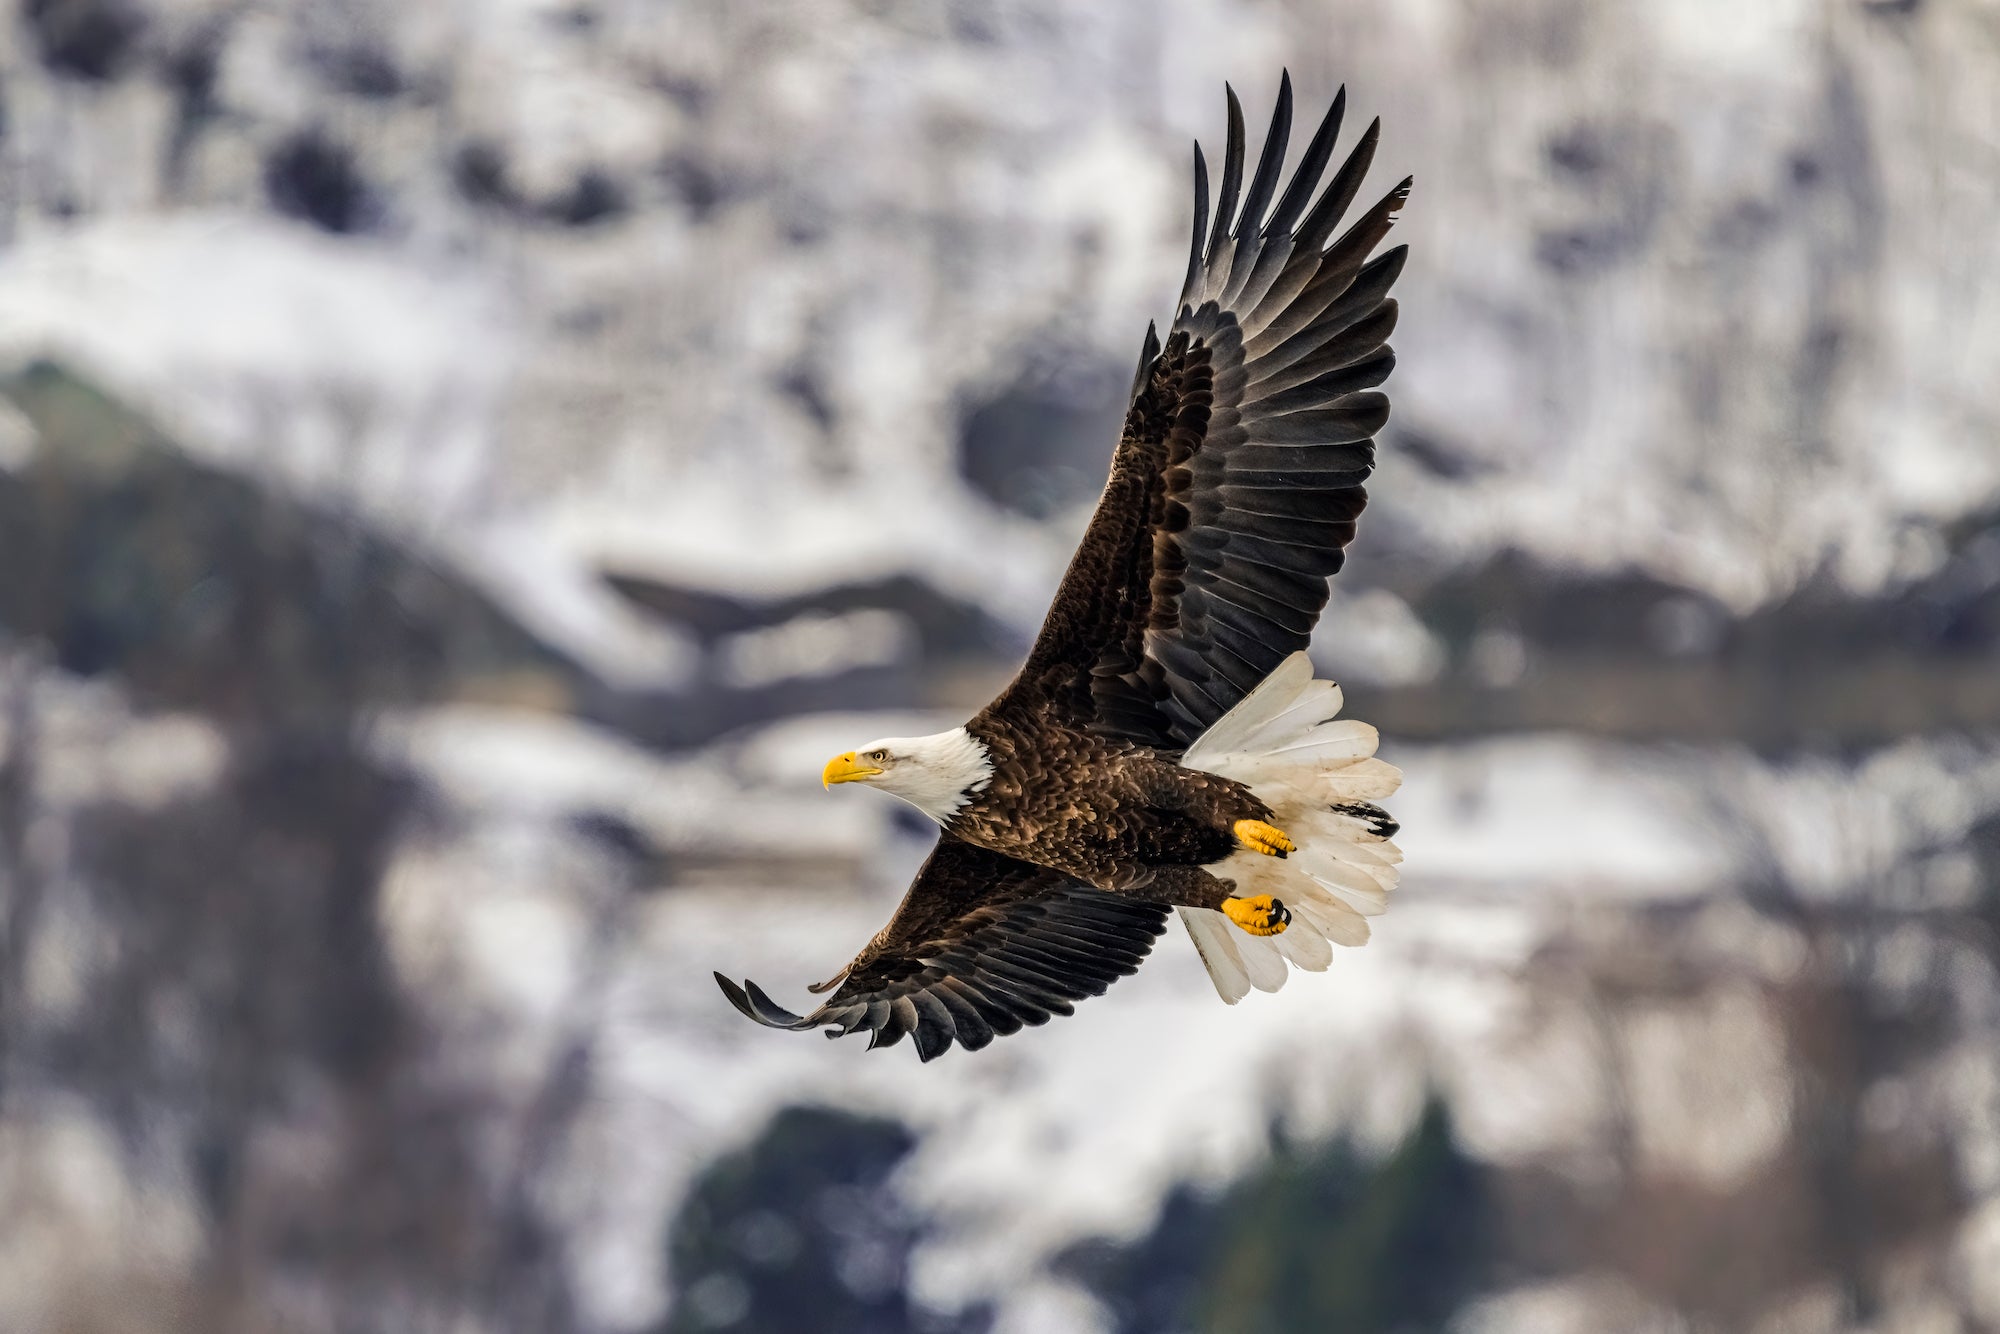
362,702,2000,1326
6,1,2000,1328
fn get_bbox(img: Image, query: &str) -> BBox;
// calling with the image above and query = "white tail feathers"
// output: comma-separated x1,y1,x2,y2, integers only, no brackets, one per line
1176,652,1402,1004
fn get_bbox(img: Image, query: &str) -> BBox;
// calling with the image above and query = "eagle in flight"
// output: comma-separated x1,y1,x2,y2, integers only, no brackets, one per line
716,75,1409,1059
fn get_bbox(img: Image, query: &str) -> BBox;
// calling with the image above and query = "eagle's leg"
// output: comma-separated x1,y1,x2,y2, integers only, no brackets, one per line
1132,763,1293,858
1126,865,1290,937
1123,864,1234,906
1232,819,1295,858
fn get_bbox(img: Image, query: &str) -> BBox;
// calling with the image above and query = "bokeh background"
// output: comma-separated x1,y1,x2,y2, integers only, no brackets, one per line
2,1,1998,1331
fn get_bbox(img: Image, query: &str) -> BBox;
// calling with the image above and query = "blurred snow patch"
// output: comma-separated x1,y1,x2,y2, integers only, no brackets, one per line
0,1106,205,1333
1394,737,2000,903
1313,588,1446,686
0,396,36,472
1458,1278,1678,1334
0,214,512,532
453,522,698,691
42,713,229,810
0,670,227,810
716,608,913,690
1961,1197,2000,1325
383,826,599,1028
1707,740,2000,900
1623,984,1793,1185
373,705,883,864
1467,626,1529,688
987,1281,1108,1334
1393,740,1732,894
559,470,1048,623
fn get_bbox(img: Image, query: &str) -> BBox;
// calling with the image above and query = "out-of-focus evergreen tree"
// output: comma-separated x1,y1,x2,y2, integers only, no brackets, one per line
1064,1099,1492,1334
661,1105,991,1334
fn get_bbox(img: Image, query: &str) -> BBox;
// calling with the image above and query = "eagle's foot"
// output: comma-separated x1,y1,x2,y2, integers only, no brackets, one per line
1233,819,1295,858
1222,894,1291,936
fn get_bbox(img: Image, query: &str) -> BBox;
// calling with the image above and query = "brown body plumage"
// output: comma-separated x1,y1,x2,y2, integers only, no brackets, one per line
954,708,1264,903
717,74,1410,1060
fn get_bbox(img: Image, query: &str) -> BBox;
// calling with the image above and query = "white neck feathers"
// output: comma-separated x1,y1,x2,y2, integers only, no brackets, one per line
877,727,993,823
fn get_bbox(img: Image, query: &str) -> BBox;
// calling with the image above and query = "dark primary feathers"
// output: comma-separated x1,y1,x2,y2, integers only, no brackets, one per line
716,840,1169,1061
1004,71,1410,750
718,76,1407,1059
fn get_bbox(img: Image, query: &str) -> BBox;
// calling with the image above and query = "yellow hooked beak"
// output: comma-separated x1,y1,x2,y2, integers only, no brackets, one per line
822,752,883,788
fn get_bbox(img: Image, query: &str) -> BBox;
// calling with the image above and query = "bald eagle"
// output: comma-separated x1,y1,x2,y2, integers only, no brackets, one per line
716,75,1409,1059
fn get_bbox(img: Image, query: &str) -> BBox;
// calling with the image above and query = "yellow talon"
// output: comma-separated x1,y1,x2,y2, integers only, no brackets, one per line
1233,819,1295,858
1222,894,1291,936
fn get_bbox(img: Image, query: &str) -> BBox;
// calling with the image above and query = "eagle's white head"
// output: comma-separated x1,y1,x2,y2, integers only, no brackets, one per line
821,727,994,823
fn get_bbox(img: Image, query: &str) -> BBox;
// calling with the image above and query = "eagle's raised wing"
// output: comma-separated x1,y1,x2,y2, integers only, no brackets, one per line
714,838,1169,1061
993,75,1409,749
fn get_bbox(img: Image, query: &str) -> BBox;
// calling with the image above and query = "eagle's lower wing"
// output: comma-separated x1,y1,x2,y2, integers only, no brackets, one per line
714,838,1170,1061
996,75,1409,749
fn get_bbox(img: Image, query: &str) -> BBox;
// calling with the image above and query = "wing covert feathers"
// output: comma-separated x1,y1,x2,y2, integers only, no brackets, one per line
715,840,1170,1061
1041,76,1409,749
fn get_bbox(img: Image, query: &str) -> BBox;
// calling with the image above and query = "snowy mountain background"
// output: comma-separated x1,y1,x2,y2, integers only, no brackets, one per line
2,1,1998,1332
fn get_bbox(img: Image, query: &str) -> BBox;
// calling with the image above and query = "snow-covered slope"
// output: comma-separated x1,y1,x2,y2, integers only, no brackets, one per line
4,0,1997,627
375,711,2000,1328
5,3,2000,1330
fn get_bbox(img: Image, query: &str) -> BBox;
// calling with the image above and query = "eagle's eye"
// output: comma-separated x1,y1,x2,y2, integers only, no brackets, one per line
866,749,889,763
